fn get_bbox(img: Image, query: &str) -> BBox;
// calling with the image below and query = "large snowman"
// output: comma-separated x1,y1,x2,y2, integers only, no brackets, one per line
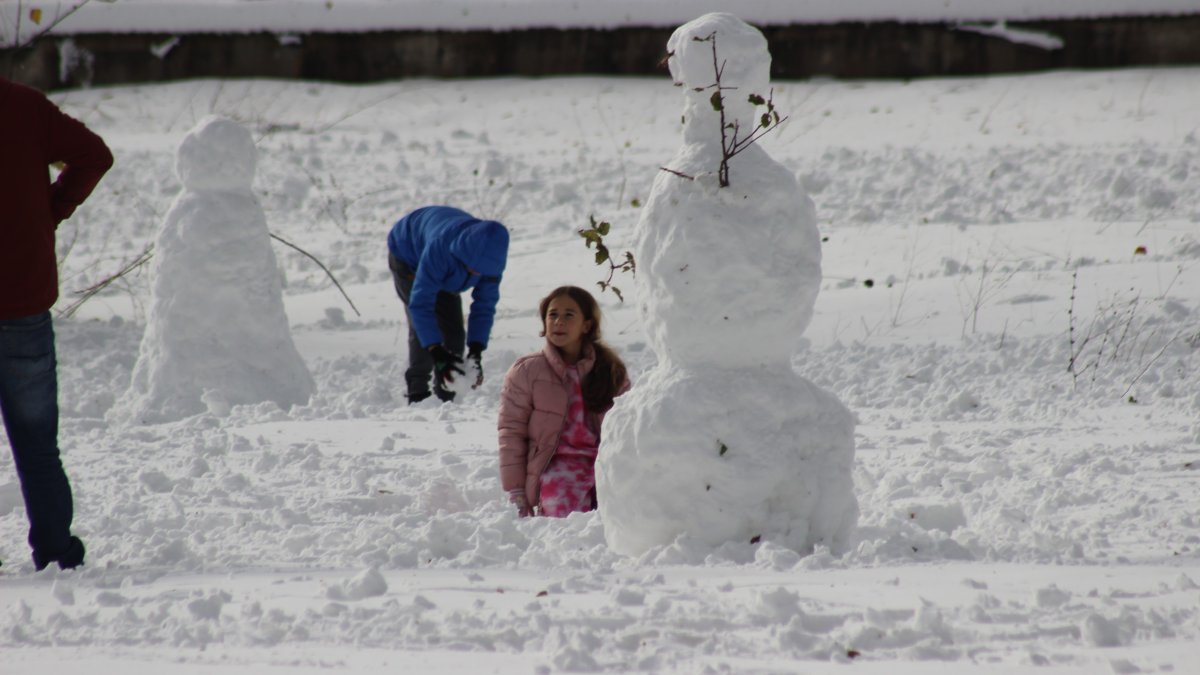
596,13,858,556
111,116,314,424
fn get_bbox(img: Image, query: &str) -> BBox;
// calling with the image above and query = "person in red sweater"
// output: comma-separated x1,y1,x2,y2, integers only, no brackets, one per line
0,77,113,571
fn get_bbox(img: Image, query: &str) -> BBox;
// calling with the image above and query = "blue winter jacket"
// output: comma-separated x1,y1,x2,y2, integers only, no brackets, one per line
387,206,509,349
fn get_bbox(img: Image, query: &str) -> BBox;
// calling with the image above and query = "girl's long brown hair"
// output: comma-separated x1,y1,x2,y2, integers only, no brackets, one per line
539,285,628,413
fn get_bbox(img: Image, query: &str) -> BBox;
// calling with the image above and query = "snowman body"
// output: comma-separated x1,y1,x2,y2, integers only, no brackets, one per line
596,14,857,556
113,116,314,424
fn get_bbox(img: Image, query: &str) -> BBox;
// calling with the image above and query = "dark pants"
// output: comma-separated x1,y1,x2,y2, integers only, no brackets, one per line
0,312,76,565
389,254,465,401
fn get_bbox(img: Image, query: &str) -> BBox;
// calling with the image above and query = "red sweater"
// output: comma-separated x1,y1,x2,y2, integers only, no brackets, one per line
0,78,113,319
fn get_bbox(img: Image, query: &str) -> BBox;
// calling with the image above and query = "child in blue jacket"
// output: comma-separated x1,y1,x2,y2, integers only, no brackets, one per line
387,206,509,403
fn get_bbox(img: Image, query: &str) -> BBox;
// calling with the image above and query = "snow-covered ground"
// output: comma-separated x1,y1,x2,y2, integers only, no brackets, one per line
0,64,1198,673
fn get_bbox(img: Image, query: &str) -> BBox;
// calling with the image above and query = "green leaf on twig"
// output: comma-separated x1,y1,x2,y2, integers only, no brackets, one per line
579,214,636,302
579,229,601,248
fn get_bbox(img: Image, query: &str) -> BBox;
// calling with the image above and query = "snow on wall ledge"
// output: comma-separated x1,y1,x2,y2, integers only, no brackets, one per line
4,0,1199,40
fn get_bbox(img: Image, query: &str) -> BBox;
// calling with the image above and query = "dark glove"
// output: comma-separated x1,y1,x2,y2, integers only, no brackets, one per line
429,344,465,388
467,342,485,388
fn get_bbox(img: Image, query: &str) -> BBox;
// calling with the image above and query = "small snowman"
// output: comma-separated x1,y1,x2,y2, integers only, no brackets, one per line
110,116,314,424
596,14,858,556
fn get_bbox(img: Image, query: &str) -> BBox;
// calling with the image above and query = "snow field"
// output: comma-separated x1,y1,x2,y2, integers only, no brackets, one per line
0,65,1198,673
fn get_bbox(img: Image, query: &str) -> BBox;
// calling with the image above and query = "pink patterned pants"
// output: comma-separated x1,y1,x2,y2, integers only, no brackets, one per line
539,447,597,517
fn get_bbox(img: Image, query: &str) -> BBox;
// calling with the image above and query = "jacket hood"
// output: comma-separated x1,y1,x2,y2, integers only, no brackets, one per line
450,220,509,276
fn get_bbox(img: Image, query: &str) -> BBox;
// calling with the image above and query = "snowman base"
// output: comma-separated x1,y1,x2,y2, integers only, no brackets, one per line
597,363,858,556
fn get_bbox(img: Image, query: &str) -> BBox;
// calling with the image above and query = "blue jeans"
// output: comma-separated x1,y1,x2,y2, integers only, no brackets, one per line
0,312,76,563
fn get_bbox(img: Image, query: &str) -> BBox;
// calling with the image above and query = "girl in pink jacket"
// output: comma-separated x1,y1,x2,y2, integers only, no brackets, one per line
497,286,629,517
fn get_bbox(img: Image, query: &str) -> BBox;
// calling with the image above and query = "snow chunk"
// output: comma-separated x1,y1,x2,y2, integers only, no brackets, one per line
611,586,645,607
1081,613,1127,647
51,579,75,606
1109,659,1142,674
326,566,388,601
896,499,968,534
187,590,231,620
137,468,174,494
1034,584,1071,608
0,482,22,516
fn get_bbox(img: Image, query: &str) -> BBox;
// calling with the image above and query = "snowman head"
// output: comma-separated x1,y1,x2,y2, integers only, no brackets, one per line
667,13,772,137
176,115,257,192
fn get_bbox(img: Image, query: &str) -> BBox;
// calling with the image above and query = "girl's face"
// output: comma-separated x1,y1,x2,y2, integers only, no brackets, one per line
544,295,592,353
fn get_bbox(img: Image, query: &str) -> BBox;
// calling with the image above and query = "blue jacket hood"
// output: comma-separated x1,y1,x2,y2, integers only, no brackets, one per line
449,220,509,277
386,206,509,349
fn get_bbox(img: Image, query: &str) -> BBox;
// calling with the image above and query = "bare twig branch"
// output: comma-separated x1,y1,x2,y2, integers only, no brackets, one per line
1067,268,1079,381
595,99,630,211
691,31,787,188
57,242,154,319
978,83,1010,134
659,166,695,181
890,226,920,328
310,85,409,136
269,232,361,317
731,112,789,154
57,232,361,319
1122,335,1178,399
1108,294,1140,364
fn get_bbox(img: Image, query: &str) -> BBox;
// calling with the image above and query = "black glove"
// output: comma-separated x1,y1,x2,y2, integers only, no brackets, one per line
429,344,465,388
467,342,485,388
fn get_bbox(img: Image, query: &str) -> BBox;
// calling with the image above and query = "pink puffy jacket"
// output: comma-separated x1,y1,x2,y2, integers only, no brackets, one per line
497,341,629,507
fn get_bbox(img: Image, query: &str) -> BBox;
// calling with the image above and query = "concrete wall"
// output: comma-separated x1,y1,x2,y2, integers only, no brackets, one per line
3,16,1199,91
